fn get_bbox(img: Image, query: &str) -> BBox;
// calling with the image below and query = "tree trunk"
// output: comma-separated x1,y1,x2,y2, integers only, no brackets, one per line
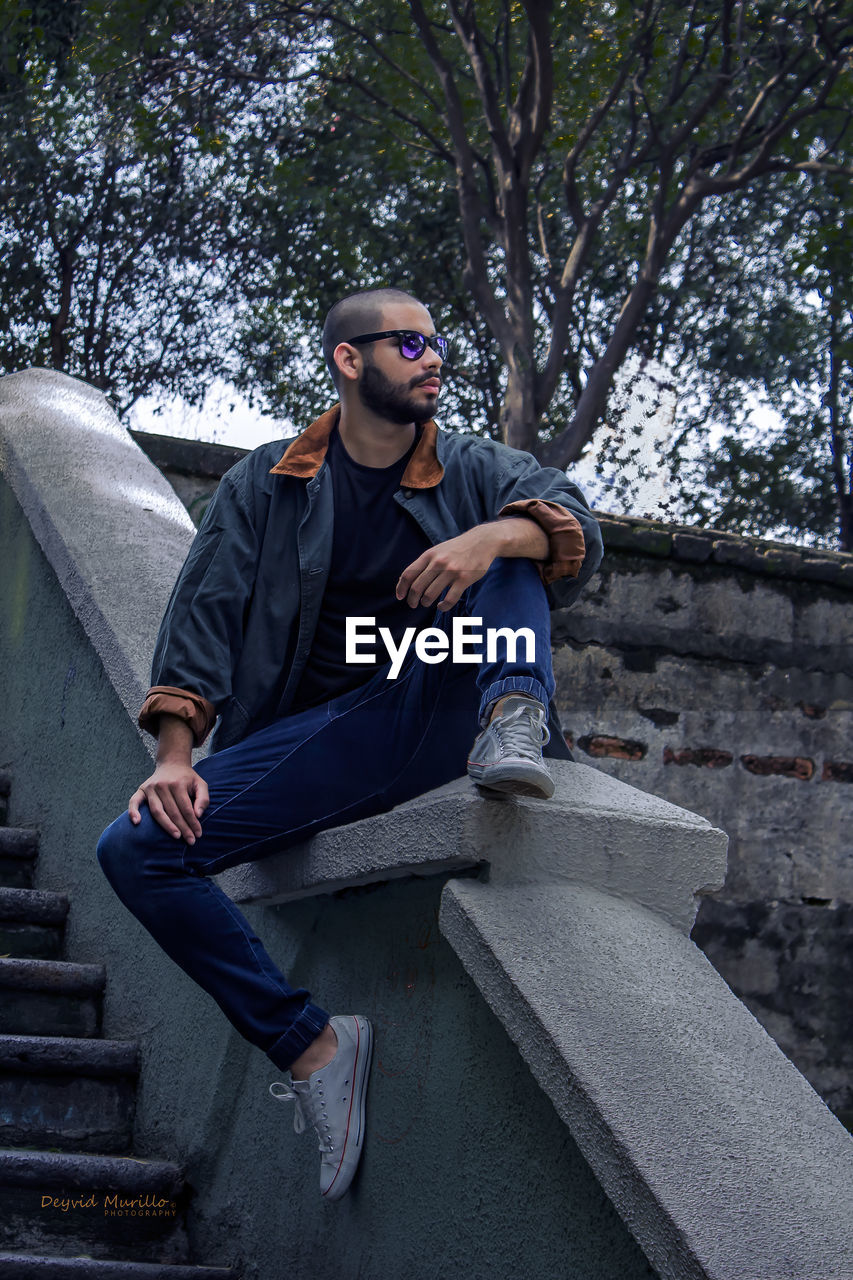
537,191,698,470
536,267,660,469
501,343,538,452
838,490,852,553
826,299,852,553
49,246,74,371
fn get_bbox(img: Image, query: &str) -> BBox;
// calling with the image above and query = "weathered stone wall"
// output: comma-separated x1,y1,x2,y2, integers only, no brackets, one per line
552,514,853,1121
132,428,853,1122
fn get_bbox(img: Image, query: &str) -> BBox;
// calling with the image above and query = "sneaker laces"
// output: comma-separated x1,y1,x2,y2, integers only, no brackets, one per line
270,1079,335,1154
493,703,550,761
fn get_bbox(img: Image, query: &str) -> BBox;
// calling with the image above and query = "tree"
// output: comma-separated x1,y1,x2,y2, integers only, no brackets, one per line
671,175,853,548
3,1,852,546
312,0,853,462
0,0,292,412
160,0,852,538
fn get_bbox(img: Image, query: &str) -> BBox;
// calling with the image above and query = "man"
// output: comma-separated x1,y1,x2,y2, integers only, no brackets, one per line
97,287,602,1202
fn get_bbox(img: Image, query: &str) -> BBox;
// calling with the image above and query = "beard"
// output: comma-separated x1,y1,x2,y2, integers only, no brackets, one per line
357,360,438,425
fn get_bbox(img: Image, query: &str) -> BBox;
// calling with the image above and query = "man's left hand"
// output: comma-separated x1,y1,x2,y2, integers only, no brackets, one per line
396,519,547,611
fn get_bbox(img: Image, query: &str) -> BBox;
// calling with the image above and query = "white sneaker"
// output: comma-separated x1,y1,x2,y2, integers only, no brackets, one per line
467,694,555,799
270,1014,373,1201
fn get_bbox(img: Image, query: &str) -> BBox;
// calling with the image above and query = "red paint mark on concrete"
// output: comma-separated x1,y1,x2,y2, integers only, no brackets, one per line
822,761,853,783
663,747,733,769
797,701,827,719
740,754,815,780
578,734,646,760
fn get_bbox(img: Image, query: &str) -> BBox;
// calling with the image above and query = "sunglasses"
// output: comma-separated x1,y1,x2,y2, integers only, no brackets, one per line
346,329,449,361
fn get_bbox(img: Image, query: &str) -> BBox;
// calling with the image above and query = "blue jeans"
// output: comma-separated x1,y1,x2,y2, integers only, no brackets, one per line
96,557,556,1069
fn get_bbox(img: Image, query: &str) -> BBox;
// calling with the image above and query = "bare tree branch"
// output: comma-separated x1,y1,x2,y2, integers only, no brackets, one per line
512,0,554,183
321,71,456,164
407,0,514,352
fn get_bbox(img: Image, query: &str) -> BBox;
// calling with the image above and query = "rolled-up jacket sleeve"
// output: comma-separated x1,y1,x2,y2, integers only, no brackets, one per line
487,449,603,608
137,474,259,746
138,685,217,747
497,497,586,585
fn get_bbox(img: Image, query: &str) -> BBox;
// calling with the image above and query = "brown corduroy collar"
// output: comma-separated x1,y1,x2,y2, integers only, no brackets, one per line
269,404,444,489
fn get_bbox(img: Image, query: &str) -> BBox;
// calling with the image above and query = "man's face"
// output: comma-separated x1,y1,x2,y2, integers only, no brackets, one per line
355,302,443,426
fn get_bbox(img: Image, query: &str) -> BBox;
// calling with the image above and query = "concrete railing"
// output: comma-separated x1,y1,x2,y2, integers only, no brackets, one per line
3,368,853,1280
130,422,853,1120
0,368,196,743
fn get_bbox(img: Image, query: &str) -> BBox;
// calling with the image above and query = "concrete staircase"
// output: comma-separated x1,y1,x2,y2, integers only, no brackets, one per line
0,771,236,1279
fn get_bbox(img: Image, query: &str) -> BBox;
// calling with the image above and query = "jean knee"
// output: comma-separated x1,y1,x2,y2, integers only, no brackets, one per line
96,816,131,887
96,812,169,896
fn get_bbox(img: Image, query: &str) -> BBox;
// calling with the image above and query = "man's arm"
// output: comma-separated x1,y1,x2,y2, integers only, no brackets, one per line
490,452,603,607
137,468,261,750
128,714,209,843
399,438,602,612
130,465,262,837
396,516,547,610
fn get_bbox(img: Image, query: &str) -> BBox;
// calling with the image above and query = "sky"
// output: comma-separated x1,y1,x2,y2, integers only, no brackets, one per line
127,359,686,523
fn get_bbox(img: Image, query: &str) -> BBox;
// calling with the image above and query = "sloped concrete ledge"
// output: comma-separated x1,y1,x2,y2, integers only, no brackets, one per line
0,369,195,744
216,762,727,934
214,808,485,905
1,368,727,928
441,877,853,1280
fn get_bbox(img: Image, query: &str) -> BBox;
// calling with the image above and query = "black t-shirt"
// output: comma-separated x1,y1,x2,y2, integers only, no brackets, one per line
289,425,434,712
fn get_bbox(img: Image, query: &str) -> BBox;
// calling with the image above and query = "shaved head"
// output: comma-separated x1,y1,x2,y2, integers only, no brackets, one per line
322,287,426,387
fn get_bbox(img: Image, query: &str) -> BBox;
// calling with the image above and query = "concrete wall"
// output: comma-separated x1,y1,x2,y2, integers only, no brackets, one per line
552,516,853,1122
6,377,853,1280
2,379,664,1278
132,428,853,1122
0,467,658,1280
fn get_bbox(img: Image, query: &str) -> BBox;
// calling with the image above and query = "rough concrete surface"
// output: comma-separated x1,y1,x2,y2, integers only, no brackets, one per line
0,368,194,735
549,557,853,1114
553,641,853,904
555,557,850,674
214,800,486,904
132,424,853,1119
219,763,728,935
693,897,853,1118
1,459,658,1278
440,876,853,1280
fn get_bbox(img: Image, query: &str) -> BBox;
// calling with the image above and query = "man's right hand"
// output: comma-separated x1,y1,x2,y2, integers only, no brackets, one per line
128,762,209,843
128,713,208,843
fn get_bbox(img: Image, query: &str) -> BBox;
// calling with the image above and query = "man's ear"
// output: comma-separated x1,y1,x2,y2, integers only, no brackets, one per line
334,342,361,383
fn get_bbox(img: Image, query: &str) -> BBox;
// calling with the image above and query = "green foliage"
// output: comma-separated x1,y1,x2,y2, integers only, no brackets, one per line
0,0,292,410
663,177,853,548
1,0,851,546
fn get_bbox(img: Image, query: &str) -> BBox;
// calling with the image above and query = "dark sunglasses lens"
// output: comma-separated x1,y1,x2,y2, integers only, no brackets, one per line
396,332,449,359
399,333,426,359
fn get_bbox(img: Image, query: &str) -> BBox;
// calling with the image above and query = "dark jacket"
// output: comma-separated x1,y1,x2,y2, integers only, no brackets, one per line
139,405,603,754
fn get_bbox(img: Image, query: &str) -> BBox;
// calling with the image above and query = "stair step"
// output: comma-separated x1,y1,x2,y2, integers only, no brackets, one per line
0,889,69,924
0,889,69,960
0,1035,138,1077
0,830,39,890
0,1150,192,1263
0,959,104,1037
0,782,231,1275
0,1254,236,1279
0,1035,139,1153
